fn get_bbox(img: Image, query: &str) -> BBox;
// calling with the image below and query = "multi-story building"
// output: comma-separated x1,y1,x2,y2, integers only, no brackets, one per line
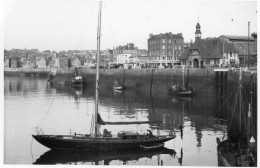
113,43,148,67
148,32,184,68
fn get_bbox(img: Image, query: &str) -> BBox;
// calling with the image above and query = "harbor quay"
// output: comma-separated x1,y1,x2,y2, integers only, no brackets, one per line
5,68,257,135
5,68,215,95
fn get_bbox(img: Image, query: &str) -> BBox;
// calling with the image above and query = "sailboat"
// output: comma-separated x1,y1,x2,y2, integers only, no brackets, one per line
32,1,176,151
169,66,193,96
216,68,256,166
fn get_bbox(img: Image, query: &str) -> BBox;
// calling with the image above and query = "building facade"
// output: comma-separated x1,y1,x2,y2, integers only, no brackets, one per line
219,34,257,66
148,32,184,68
36,57,47,68
180,22,239,68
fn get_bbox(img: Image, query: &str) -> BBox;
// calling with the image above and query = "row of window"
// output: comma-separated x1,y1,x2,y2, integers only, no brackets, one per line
149,51,181,56
149,39,180,45
156,56,179,60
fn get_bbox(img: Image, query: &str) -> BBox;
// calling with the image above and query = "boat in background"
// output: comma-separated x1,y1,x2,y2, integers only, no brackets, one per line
113,80,124,90
169,66,193,96
140,143,165,151
64,75,86,87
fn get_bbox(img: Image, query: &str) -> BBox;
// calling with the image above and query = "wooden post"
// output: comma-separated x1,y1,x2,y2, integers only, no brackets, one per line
150,69,154,93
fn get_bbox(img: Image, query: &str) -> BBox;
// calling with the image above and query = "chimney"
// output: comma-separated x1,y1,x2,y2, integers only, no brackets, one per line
149,33,153,38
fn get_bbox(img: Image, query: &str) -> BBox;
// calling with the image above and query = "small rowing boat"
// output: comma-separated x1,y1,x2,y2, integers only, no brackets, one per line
140,143,164,151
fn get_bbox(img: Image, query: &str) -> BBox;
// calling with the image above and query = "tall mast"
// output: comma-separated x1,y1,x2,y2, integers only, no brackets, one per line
94,1,102,136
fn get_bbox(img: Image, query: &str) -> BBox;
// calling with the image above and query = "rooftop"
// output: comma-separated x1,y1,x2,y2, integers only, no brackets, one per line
149,32,183,40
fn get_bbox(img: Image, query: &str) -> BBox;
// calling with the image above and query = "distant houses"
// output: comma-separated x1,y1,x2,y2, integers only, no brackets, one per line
71,57,81,68
4,27,257,70
22,57,35,68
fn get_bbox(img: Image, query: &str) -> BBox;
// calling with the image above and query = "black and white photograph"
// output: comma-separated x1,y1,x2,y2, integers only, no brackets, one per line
2,0,257,166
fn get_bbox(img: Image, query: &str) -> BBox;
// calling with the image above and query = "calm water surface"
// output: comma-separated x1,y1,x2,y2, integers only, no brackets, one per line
4,76,227,166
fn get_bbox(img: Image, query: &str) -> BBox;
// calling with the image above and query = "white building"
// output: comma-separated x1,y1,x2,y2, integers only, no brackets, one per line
116,54,133,64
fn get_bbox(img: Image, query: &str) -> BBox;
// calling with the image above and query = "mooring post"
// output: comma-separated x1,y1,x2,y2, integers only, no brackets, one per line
123,69,125,88
150,69,154,93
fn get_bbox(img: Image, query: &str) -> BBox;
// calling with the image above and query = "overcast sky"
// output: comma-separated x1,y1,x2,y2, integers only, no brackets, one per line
4,0,257,51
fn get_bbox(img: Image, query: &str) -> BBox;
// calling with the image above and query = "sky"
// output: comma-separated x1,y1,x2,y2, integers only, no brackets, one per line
3,0,258,52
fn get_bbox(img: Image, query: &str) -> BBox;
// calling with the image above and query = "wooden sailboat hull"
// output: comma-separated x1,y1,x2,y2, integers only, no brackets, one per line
64,78,86,87
32,135,175,151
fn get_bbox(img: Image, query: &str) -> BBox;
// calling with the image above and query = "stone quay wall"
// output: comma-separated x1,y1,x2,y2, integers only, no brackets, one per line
4,68,215,96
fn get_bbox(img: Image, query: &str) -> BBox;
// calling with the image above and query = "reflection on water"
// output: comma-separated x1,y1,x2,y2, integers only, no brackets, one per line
4,77,227,165
33,148,176,165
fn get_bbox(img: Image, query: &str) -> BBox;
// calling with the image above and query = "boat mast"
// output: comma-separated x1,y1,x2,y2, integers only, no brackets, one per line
94,1,102,136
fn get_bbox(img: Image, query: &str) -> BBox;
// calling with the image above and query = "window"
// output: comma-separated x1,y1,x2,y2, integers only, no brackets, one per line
206,59,210,64
230,52,232,57
179,46,181,50
162,39,165,43
169,40,171,43
162,45,165,49
175,40,177,44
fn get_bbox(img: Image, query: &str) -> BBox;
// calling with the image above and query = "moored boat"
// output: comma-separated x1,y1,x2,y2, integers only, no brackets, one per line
113,80,124,90
169,66,193,96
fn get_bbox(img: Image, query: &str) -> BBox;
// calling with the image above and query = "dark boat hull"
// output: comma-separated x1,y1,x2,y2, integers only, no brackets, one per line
32,135,175,151
169,87,193,96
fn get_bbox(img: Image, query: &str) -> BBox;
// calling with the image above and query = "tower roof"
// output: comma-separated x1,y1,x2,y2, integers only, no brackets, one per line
196,22,201,28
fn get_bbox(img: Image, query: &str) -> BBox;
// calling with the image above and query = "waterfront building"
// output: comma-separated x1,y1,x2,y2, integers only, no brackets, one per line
35,57,47,68
100,49,113,65
113,43,147,68
219,34,257,66
180,22,239,68
59,56,68,68
4,57,10,69
10,58,18,68
116,53,133,64
147,32,184,68
135,53,149,67
22,57,35,68
71,57,81,68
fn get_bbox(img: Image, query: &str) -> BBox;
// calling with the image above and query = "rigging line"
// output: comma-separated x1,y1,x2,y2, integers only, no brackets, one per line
37,91,57,128
227,90,239,133
74,2,96,50
103,4,118,47
214,83,239,114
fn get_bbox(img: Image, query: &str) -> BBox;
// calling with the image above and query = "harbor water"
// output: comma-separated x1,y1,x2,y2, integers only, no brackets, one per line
4,76,228,166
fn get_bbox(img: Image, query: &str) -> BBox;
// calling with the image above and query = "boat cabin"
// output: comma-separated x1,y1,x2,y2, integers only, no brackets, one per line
117,131,146,140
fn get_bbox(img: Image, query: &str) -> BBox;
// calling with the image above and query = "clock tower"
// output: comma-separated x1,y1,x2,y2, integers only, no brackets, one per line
195,22,202,40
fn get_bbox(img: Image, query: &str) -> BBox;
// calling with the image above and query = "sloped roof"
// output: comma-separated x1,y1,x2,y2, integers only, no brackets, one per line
149,32,183,40
180,38,238,60
220,35,254,42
